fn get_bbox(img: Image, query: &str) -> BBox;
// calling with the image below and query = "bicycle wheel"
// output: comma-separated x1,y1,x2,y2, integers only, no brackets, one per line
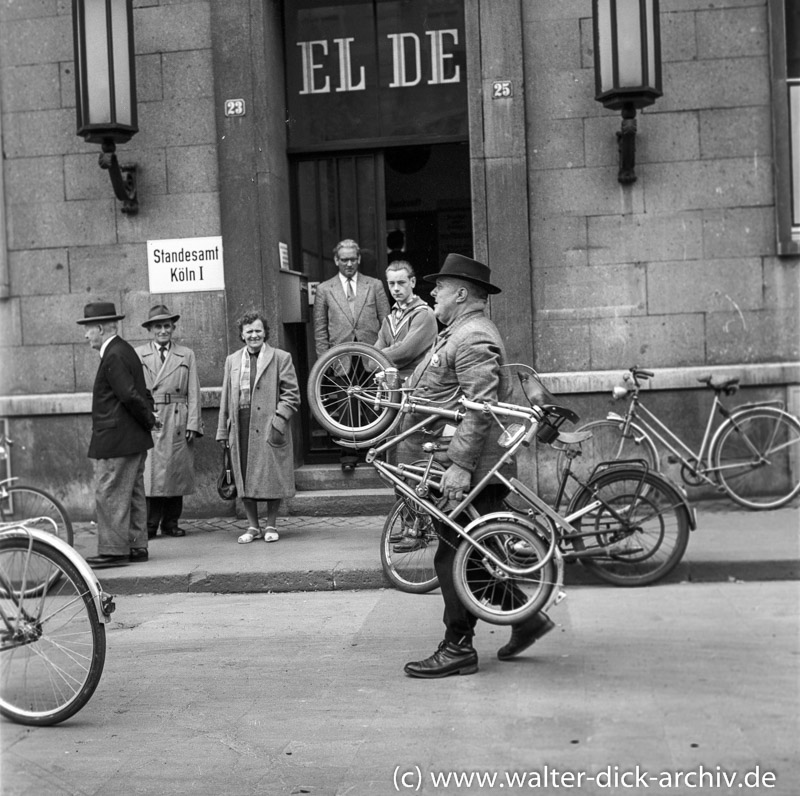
567,467,690,587
1,485,73,547
0,536,106,726
307,343,400,442
452,521,556,625
554,420,659,501
380,497,439,594
712,407,800,510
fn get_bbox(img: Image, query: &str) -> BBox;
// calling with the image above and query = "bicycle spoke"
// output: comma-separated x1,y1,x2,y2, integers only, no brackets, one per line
569,468,690,586
714,409,800,508
454,523,556,625
0,538,106,725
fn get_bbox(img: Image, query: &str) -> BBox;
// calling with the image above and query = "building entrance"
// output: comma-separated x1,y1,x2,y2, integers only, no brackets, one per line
290,142,472,458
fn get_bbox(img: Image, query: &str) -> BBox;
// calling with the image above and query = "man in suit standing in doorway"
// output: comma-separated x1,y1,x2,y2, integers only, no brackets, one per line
78,301,158,568
313,238,390,470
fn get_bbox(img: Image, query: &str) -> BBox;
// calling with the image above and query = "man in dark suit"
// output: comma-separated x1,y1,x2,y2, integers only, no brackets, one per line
313,238,390,470
78,302,157,568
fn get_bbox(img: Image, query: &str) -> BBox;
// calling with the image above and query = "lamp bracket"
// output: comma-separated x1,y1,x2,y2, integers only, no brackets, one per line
99,142,139,215
616,105,638,185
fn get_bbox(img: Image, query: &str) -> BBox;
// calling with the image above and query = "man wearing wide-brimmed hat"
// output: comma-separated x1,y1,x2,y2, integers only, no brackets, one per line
77,301,157,569
397,254,554,679
135,304,203,538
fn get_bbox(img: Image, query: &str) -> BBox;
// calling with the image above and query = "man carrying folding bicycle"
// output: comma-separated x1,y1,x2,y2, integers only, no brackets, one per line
398,253,554,678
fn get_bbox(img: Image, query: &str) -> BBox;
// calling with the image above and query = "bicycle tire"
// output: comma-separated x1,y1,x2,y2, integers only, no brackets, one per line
567,467,690,587
711,407,800,510
1,485,74,547
554,419,659,502
452,521,556,625
380,497,439,594
0,536,106,726
307,343,400,442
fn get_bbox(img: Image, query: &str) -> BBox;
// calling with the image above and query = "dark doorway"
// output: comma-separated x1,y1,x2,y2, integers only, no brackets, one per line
290,142,472,459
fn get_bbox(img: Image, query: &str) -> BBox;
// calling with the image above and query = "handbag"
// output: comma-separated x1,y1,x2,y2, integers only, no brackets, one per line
216,446,237,501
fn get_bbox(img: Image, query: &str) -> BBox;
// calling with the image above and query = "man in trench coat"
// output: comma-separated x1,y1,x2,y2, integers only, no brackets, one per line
136,305,203,538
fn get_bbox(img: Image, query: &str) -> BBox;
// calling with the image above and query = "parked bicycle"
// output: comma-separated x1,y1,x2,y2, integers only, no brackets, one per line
0,434,73,546
308,345,695,614
381,424,695,593
0,519,115,726
556,366,800,510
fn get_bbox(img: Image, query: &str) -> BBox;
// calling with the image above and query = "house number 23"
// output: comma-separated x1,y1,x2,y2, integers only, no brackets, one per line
491,80,512,99
224,99,246,117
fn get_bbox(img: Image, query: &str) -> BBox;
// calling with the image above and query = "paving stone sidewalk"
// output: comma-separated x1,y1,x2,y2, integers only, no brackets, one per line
67,501,800,595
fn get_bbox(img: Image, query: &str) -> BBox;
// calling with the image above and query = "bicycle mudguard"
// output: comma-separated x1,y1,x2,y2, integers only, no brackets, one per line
576,468,697,532
461,510,566,610
0,526,116,622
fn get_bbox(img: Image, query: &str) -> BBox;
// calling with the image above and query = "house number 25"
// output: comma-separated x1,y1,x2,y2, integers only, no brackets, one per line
491,80,512,99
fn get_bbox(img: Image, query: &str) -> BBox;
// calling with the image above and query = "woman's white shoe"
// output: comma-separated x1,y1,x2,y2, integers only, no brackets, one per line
238,527,263,544
263,527,279,543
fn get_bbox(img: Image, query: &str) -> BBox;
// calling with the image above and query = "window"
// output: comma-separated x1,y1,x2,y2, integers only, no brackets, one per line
770,0,800,253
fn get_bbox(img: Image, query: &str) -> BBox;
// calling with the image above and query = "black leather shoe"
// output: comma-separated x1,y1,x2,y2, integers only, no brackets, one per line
163,528,186,537
393,537,426,553
85,554,129,569
129,548,149,562
404,641,478,678
497,612,555,661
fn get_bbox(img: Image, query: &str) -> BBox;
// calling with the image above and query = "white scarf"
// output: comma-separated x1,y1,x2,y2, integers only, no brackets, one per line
239,345,267,407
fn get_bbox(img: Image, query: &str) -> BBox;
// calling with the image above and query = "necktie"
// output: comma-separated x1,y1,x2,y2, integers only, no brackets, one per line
346,278,355,315
159,345,167,363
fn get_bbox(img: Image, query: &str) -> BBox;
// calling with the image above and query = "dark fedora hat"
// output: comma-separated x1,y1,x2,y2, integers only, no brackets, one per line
423,253,501,294
142,304,180,327
76,301,125,325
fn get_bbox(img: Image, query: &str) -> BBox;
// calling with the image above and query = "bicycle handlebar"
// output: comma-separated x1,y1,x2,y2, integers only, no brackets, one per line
630,366,654,381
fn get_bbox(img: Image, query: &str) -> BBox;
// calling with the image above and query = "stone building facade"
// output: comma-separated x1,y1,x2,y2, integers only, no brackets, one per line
0,0,797,517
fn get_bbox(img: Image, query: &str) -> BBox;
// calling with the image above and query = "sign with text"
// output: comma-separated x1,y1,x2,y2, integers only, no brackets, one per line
284,0,466,150
147,236,225,293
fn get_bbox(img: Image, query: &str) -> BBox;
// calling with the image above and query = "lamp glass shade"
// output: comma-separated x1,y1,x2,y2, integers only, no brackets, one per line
593,0,662,111
73,0,138,144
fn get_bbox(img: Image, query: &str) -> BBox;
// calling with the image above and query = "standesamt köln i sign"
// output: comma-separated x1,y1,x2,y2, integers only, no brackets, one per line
147,236,225,293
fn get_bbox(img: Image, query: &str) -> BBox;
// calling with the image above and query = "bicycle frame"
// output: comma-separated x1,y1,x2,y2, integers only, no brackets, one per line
0,524,115,627
609,375,785,486
365,396,558,578
353,383,692,582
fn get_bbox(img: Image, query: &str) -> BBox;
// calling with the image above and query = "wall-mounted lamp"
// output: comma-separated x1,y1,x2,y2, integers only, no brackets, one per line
73,0,139,214
592,0,662,184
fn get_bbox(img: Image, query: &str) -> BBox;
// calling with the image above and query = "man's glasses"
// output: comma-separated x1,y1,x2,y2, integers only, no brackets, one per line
337,257,359,263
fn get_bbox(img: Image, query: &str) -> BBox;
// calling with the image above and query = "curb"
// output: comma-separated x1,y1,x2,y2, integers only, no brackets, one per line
94,559,799,596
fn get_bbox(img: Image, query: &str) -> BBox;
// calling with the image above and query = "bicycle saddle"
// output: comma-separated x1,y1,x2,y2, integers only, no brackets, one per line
556,429,593,445
697,374,740,394
536,404,580,444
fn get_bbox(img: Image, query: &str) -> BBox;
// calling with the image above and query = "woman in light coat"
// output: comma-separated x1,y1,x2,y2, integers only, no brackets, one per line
216,311,300,543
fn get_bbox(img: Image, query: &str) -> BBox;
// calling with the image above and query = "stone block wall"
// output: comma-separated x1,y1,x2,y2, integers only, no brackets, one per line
525,0,800,373
0,0,224,400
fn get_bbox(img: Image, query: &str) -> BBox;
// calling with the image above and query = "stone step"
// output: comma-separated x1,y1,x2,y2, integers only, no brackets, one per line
284,487,395,517
294,463,386,492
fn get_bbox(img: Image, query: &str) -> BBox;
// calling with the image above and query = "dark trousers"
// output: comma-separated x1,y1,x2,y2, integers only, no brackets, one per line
433,484,509,645
146,496,183,532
